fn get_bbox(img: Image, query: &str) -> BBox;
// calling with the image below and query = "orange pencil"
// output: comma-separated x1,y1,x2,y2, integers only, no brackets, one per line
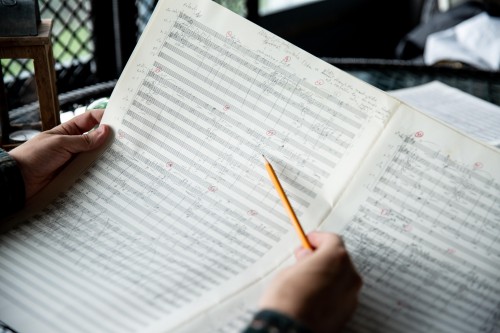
262,155,314,250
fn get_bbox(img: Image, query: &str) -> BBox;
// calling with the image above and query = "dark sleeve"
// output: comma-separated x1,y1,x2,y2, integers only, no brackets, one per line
242,310,314,333
0,149,26,218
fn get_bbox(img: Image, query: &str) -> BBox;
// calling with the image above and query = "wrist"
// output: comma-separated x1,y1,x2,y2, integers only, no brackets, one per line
245,309,314,333
0,150,26,217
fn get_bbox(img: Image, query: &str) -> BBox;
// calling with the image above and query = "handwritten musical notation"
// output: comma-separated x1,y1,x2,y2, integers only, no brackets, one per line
0,4,395,332
342,130,500,333
5,2,495,333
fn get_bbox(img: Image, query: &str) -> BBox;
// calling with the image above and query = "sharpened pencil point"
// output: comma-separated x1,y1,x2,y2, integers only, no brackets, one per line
261,154,269,164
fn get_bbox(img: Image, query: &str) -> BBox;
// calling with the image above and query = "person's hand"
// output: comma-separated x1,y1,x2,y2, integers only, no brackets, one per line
259,232,362,333
9,109,110,199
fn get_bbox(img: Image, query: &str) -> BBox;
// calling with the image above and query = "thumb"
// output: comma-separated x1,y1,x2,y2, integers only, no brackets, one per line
295,247,313,261
61,124,110,154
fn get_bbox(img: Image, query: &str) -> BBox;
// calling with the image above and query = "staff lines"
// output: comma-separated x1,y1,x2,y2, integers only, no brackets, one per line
157,44,356,150
123,102,310,223
176,13,371,122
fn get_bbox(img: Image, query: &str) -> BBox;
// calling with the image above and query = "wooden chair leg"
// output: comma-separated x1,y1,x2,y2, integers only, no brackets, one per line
32,44,60,131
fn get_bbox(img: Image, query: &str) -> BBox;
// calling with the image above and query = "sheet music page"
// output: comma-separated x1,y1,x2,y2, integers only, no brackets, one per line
0,1,399,332
322,105,500,333
390,81,500,146
166,258,294,333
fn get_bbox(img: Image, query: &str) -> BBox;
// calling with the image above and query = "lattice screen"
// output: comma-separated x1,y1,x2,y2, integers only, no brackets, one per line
1,0,159,110
2,1,92,82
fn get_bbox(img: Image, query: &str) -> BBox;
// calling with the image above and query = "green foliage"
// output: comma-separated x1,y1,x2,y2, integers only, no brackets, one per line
213,0,247,16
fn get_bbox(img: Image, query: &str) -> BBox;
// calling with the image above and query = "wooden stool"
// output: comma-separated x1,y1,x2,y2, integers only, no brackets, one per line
0,19,60,149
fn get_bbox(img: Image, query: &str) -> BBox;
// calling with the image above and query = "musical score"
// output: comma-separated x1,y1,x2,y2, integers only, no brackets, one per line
1,2,498,333
342,130,500,333
0,5,393,333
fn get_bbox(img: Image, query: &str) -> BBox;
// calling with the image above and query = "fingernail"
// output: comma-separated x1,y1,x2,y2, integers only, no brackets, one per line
296,248,313,260
93,125,105,137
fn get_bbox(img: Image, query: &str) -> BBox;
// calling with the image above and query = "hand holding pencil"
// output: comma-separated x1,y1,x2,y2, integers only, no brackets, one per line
258,157,362,333
258,232,362,333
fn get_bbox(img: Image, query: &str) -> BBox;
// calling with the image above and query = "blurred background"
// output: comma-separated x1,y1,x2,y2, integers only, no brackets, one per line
1,0,499,142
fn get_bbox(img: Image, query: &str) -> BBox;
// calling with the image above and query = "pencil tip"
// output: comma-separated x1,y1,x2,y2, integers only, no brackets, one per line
261,154,269,164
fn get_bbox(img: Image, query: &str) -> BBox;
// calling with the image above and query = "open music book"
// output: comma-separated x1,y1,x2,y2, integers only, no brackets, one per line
1,1,499,332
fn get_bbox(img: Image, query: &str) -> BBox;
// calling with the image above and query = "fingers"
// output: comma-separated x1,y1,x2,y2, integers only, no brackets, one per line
263,231,362,333
58,124,110,154
46,109,109,153
84,124,110,151
294,232,344,260
307,232,344,250
295,248,313,261
49,109,105,136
